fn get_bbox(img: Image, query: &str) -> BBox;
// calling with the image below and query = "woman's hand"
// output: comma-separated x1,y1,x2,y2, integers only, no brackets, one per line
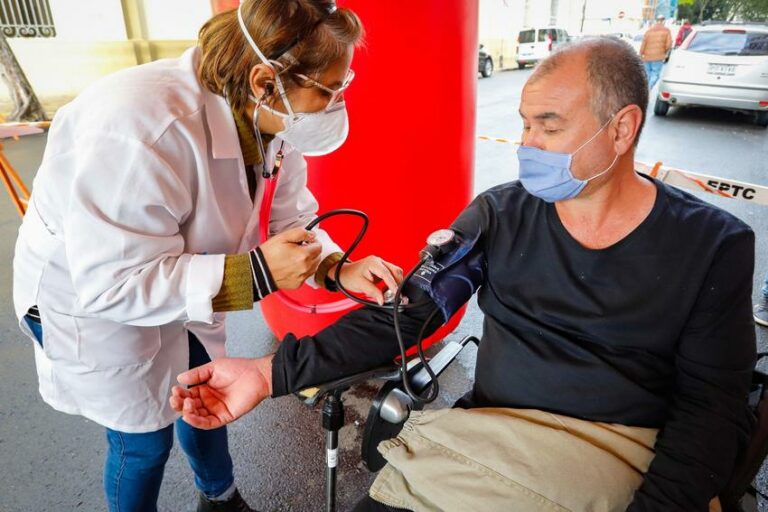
330,256,403,305
169,356,273,430
259,227,322,290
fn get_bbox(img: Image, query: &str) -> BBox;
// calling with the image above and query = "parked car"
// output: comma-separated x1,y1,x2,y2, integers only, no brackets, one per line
654,23,768,127
631,32,645,54
607,32,634,43
516,27,570,68
479,44,494,78
567,32,597,44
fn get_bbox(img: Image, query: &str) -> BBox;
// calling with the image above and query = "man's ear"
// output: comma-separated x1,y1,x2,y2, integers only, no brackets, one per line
248,63,276,101
612,104,643,155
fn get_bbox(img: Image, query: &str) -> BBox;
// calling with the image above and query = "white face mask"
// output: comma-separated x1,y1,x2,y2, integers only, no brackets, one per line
238,4,350,156
254,97,350,157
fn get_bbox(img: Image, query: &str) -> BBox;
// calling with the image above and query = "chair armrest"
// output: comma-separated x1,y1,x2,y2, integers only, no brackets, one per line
296,365,402,407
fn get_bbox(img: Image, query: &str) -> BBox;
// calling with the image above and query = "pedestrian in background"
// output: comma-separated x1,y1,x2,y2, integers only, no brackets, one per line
756,272,768,327
675,19,693,47
640,15,673,90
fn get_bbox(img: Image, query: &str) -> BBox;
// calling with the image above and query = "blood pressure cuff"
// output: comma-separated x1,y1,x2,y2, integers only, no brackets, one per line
409,229,486,323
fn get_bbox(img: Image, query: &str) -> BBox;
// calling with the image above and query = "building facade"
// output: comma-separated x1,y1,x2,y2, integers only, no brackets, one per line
1,0,218,108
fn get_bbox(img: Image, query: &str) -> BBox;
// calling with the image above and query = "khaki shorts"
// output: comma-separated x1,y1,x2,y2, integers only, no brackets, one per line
369,408,721,512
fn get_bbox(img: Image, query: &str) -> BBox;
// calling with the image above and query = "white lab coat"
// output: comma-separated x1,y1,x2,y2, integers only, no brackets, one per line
12,47,341,433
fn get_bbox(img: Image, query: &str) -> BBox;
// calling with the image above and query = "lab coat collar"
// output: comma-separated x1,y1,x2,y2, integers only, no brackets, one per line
203,88,241,160
185,46,240,161
188,47,296,160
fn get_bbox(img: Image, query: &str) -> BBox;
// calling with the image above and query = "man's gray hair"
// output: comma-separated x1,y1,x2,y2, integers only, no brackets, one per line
532,37,649,145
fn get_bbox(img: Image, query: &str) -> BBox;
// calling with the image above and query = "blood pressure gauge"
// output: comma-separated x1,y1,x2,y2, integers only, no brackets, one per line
419,229,457,260
427,229,456,248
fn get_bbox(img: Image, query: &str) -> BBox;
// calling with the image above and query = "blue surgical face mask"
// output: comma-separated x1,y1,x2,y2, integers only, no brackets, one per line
517,116,619,203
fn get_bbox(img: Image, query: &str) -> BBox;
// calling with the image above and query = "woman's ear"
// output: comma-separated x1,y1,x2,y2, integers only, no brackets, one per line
248,63,276,101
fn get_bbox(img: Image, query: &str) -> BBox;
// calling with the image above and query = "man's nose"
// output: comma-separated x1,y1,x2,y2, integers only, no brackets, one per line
522,130,545,150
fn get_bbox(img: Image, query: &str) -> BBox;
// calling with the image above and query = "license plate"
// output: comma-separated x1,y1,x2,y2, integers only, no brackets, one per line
707,63,736,76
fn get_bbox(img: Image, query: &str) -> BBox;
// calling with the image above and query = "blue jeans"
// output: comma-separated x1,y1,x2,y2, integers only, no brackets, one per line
644,60,664,90
25,316,43,348
25,319,234,512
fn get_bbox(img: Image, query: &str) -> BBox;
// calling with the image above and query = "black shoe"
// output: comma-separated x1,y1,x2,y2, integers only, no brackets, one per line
197,488,257,512
755,300,768,328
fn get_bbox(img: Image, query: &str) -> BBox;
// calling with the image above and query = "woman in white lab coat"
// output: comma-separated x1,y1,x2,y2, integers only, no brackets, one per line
12,1,400,511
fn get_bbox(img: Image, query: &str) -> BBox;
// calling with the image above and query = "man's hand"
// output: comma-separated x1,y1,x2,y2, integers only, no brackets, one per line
259,227,322,290
170,355,274,430
330,256,403,305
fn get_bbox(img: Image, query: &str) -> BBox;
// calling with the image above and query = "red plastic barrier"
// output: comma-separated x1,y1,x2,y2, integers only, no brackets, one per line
261,1,479,343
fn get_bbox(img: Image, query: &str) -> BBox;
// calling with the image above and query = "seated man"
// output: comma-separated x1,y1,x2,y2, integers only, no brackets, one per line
170,38,756,511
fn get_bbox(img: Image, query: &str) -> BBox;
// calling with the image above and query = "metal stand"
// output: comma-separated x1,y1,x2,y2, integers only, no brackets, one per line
297,337,478,510
0,121,50,218
0,141,30,217
322,389,345,512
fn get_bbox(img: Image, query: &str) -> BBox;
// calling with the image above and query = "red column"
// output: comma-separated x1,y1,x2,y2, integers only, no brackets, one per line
261,0,479,344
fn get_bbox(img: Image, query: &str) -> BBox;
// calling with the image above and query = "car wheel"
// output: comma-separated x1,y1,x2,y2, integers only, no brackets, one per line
481,58,493,78
755,111,768,128
517,61,526,69
654,97,669,117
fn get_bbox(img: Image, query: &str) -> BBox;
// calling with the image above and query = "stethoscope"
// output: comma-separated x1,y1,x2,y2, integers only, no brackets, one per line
257,145,361,314
255,111,446,404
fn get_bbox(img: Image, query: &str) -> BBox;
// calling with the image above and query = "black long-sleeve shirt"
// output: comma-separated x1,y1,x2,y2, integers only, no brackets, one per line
271,177,756,511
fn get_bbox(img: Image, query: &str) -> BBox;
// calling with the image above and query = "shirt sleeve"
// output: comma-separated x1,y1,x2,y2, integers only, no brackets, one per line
266,149,342,288
271,288,443,397
63,133,224,326
627,228,756,511
271,192,494,396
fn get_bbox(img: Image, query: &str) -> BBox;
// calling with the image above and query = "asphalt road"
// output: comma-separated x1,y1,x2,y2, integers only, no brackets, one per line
0,67,766,511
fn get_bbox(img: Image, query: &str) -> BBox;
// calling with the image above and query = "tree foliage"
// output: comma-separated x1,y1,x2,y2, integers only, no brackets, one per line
677,0,768,22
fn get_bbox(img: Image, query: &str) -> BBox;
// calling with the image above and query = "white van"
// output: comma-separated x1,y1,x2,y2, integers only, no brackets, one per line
516,27,570,68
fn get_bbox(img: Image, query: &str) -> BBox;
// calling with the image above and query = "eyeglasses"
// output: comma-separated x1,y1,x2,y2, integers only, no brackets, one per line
293,68,355,111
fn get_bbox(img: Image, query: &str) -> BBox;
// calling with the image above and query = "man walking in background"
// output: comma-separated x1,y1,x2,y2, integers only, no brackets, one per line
756,271,768,327
640,15,673,90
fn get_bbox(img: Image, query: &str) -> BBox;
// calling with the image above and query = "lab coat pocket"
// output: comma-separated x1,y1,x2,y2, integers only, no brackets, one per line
74,317,162,370
38,309,78,364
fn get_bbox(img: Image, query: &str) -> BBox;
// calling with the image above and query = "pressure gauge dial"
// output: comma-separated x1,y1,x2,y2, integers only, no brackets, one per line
426,229,456,248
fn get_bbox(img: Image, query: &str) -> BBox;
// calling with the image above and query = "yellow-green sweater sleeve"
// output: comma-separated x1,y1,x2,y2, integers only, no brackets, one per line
212,254,255,312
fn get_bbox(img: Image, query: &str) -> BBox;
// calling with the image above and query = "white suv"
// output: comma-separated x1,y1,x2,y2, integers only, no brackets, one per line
516,27,570,68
